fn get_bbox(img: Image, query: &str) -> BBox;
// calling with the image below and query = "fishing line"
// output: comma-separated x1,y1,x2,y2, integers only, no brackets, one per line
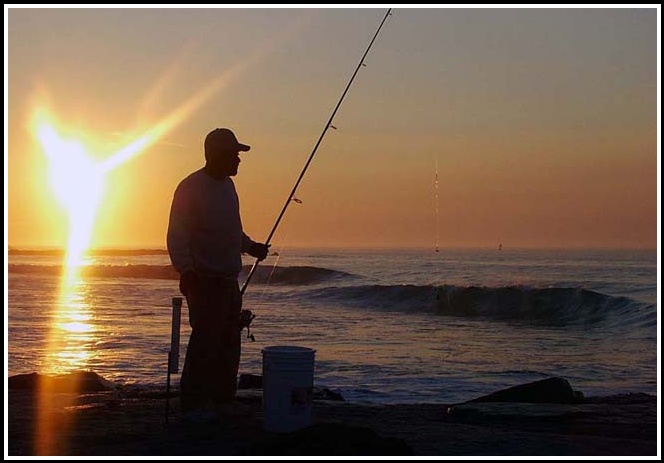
262,195,306,288
241,201,298,341
435,157,440,301
261,226,290,289
240,8,393,296
435,157,440,255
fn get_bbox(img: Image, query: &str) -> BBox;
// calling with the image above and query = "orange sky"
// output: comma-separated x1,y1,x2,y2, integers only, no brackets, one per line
5,6,660,250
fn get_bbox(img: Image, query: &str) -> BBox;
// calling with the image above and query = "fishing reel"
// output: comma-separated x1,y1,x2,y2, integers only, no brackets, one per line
239,309,256,341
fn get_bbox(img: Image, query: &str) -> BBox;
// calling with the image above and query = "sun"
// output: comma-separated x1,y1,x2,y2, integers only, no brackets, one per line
34,120,105,271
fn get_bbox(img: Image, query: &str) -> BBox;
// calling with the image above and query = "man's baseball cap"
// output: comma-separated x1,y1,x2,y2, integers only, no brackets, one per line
204,128,250,153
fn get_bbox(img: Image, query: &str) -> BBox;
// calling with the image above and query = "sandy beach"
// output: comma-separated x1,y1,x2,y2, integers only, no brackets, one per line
6,373,659,458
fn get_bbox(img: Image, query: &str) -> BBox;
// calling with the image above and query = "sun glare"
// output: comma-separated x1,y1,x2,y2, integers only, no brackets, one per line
27,36,279,452
35,121,105,270
30,64,251,372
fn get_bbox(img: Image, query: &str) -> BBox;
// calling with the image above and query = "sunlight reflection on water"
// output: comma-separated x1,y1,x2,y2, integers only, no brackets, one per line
44,278,99,375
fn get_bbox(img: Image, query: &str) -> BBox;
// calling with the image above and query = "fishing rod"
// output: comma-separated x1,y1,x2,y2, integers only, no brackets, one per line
240,8,393,296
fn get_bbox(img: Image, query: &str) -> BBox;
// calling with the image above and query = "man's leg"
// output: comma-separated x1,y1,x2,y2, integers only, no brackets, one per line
180,285,213,414
212,282,242,406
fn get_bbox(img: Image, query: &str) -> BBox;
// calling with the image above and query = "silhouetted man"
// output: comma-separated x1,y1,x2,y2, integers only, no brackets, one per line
167,127,269,422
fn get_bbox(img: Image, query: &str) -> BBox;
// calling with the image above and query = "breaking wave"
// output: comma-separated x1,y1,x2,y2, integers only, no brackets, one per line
8,263,656,328
299,284,657,328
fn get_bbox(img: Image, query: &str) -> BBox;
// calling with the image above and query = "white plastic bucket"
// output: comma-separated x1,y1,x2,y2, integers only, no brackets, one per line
262,345,316,433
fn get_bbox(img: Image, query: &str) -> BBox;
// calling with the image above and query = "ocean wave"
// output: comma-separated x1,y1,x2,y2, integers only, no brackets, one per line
8,263,355,285
239,265,356,285
8,263,656,328
435,285,656,327
9,263,179,280
300,284,657,327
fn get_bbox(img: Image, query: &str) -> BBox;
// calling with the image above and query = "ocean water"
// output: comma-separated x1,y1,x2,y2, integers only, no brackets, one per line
6,247,659,405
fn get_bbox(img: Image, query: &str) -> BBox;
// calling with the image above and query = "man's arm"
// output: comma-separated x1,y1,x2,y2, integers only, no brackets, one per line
167,183,195,275
242,233,270,261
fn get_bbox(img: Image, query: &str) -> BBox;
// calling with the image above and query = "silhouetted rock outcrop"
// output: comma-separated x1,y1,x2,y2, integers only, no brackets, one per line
8,371,117,393
465,377,584,404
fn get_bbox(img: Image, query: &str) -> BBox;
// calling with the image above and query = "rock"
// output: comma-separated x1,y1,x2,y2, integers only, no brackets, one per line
8,371,117,393
238,373,263,389
465,377,583,404
313,387,344,402
8,372,41,390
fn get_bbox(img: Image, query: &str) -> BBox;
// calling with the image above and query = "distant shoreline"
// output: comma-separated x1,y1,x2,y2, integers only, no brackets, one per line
7,246,658,256
7,248,170,256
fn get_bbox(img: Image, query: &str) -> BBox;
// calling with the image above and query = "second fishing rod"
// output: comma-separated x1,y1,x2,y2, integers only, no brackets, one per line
240,8,393,296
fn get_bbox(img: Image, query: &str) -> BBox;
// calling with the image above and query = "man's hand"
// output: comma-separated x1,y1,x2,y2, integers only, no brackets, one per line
179,271,198,296
248,242,270,261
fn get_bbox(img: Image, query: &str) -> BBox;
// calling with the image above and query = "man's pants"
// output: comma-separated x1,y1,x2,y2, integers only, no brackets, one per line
180,276,242,412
